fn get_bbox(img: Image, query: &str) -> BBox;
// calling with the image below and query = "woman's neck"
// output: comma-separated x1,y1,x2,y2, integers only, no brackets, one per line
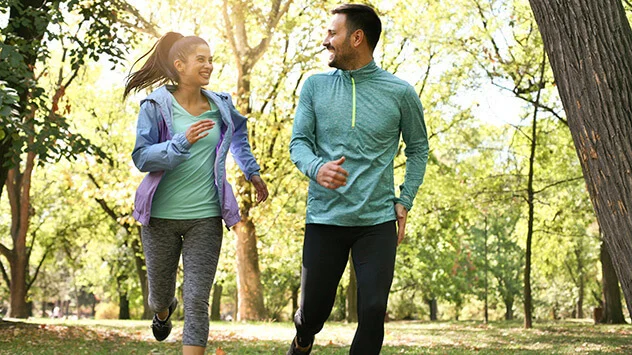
172,83,204,105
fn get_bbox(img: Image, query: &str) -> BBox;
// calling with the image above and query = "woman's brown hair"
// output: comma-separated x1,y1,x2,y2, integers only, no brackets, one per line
123,32,208,99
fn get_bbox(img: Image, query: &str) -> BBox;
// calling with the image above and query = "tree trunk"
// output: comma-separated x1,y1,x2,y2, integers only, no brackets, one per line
427,298,438,321
119,292,130,320
600,239,627,324
483,216,489,324
6,151,35,318
504,297,514,320
346,256,358,323
222,0,293,322
528,0,632,317
1,0,48,320
131,230,152,319
234,199,266,320
7,251,28,318
210,283,223,321
63,300,69,318
523,88,538,330
576,243,585,319
232,70,266,321
523,52,547,329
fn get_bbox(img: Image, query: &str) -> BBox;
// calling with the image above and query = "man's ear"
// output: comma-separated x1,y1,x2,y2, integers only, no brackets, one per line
351,29,364,48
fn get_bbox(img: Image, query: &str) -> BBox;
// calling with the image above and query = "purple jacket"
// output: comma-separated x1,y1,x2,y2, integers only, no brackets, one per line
131,86,260,228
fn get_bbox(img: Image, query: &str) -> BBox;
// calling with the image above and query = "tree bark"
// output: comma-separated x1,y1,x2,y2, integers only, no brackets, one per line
529,0,632,318
233,201,266,320
5,149,35,318
504,297,514,320
600,239,627,323
118,292,130,320
427,298,438,321
576,242,585,319
210,283,223,321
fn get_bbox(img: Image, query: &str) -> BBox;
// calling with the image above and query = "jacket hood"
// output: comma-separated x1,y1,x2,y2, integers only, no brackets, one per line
142,85,225,108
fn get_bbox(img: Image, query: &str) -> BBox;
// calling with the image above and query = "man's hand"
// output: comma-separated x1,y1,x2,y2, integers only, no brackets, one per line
395,203,408,245
250,175,269,203
316,157,348,189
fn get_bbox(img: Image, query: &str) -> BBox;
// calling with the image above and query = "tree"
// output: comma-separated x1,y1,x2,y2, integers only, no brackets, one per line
528,0,632,317
599,237,626,323
0,0,144,318
220,0,295,320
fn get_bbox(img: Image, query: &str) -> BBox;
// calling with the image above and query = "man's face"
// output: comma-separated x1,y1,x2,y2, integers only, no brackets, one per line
323,13,355,70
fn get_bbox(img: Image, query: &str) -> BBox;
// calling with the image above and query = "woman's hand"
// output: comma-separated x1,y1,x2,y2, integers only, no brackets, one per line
250,175,269,203
185,119,215,144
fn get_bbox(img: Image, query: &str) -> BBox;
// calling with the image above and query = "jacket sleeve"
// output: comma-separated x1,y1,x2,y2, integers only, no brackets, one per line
223,93,261,180
289,77,324,181
131,100,192,172
395,85,429,211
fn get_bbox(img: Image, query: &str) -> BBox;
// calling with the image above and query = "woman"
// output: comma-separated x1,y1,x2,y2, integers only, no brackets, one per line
124,32,268,355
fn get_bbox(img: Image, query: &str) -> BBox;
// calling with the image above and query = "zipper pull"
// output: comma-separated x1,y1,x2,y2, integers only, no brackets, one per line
351,75,356,128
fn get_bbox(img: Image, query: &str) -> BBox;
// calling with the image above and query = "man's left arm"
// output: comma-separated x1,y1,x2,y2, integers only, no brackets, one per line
395,85,429,244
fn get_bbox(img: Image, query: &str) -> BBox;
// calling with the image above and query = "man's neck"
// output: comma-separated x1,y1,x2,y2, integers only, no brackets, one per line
344,54,373,71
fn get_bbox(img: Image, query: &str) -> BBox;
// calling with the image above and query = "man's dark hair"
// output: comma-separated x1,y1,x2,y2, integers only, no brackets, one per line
331,4,382,51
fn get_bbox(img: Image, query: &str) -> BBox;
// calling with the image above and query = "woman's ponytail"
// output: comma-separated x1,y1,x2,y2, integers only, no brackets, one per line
123,32,184,99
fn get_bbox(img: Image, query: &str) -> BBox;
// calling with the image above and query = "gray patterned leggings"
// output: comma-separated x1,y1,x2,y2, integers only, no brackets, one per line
141,217,223,347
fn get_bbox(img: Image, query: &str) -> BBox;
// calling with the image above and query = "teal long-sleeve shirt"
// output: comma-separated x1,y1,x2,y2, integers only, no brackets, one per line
290,60,429,226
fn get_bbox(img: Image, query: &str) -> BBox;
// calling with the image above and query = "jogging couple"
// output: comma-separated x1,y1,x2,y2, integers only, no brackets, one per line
126,4,428,354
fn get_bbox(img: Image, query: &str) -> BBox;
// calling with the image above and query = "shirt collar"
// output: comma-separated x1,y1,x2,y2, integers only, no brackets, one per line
339,60,379,82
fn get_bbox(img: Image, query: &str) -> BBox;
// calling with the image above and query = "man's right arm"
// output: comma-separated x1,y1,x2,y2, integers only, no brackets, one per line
290,77,325,180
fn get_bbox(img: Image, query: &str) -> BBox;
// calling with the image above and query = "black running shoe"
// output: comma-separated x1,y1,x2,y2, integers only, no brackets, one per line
151,297,177,341
286,336,313,355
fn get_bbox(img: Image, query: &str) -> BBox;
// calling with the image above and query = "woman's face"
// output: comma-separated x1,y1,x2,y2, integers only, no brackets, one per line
174,44,213,87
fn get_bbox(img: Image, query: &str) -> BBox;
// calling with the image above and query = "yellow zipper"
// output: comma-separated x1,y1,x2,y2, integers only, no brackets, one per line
351,76,356,128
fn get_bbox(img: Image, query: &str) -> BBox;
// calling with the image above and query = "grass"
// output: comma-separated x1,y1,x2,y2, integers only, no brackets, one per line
1,317,631,354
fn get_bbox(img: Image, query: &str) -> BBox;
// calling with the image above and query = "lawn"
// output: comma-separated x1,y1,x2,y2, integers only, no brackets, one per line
1,318,630,354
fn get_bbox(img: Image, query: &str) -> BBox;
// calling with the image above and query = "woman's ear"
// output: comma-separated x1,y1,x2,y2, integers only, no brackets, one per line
174,59,184,73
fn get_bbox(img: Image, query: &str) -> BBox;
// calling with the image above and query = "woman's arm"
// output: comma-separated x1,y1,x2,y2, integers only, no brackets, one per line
131,101,192,172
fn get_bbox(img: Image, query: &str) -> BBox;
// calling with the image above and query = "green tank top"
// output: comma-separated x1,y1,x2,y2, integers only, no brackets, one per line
150,96,221,219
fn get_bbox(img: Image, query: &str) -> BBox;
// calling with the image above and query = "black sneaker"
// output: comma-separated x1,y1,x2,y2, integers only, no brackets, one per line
151,297,177,341
286,336,313,355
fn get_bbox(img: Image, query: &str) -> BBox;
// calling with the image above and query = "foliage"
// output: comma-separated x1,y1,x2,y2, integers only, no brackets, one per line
0,81,19,143
0,0,620,325
0,0,145,167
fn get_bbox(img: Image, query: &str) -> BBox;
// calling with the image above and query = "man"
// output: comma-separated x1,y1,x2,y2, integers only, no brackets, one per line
287,4,429,355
